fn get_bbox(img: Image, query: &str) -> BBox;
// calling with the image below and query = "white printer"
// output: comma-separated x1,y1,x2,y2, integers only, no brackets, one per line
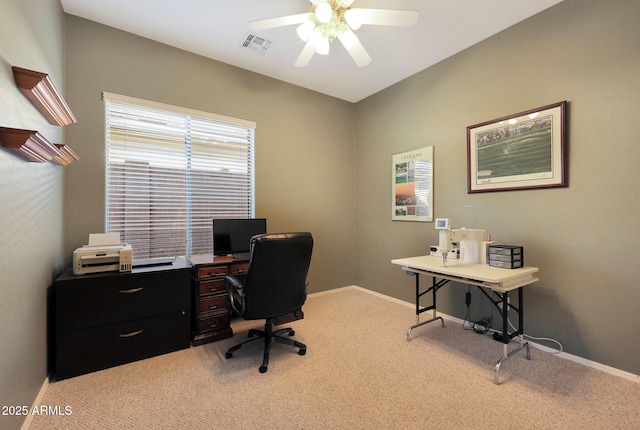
73,233,133,275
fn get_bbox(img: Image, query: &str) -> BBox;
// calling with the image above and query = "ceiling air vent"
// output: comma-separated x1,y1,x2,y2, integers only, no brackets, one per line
241,33,272,55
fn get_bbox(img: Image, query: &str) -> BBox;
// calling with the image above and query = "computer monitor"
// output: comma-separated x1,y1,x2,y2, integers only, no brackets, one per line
212,218,267,258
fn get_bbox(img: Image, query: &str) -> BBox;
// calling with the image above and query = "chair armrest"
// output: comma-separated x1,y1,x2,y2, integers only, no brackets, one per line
225,275,246,316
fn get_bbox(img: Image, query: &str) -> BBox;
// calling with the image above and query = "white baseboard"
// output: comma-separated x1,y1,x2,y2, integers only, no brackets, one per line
20,377,49,430
320,285,640,384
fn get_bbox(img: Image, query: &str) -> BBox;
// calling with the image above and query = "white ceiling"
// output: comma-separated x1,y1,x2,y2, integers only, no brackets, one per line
60,0,564,103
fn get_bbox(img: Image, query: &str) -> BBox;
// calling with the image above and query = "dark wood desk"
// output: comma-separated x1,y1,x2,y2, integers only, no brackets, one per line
187,254,305,346
50,254,306,379
187,254,249,345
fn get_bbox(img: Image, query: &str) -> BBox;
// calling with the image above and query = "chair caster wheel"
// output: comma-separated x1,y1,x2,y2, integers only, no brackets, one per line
259,365,268,373
225,352,233,359
298,348,306,356
289,330,295,336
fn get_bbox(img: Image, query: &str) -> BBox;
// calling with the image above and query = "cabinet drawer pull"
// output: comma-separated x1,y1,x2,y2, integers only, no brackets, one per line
209,305,217,310
119,329,143,338
119,287,143,294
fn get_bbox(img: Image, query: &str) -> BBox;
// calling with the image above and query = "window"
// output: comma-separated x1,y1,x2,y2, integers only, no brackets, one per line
104,92,256,259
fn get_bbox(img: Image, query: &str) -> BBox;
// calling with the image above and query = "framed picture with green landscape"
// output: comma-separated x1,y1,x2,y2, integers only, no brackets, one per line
467,101,567,193
392,146,433,222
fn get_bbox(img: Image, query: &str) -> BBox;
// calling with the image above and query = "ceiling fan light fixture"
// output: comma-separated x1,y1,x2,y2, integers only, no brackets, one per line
315,3,333,23
249,0,418,67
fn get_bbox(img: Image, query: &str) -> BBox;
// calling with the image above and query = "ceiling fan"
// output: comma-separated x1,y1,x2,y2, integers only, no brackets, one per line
248,0,418,67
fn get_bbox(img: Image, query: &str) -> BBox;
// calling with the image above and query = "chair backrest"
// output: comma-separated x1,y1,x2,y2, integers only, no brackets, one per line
242,232,313,320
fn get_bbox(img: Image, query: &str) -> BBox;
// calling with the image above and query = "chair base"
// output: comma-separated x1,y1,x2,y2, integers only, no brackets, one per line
225,318,306,373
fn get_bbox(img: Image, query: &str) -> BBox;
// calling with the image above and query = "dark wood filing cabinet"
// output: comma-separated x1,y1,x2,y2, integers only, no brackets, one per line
187,254,250,346
51,258,192,381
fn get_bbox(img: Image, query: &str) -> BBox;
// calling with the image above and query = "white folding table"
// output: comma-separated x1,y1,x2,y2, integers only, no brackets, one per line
391,255,539,384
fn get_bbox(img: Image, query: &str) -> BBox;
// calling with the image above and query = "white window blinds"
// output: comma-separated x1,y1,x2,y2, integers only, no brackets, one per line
104,92,256,259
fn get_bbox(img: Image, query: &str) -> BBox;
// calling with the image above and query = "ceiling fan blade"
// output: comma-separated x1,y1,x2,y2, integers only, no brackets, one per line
347,9,418,27
249,12,315,31
337,29,372,67
295,33,318,67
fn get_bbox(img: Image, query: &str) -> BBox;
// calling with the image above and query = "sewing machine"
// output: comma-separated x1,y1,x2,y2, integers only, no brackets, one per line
433,218,488,266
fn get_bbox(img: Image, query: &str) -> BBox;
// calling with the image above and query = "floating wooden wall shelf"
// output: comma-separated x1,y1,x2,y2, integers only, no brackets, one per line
52,144,80,166
12,66,77,126
0,127,63,163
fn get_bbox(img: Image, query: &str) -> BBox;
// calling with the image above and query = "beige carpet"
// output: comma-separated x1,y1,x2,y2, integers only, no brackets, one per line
30,287,639,429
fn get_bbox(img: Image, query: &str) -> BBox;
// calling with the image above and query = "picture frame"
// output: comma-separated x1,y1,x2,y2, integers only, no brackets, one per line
392,146,433,222
467,101,567,193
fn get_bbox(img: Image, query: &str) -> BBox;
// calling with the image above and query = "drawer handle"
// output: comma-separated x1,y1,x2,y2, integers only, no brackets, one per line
119,329,143,338
209,305,217,310
119,287,143,294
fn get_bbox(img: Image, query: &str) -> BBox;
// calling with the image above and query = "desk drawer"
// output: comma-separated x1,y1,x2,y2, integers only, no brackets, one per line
198,296,228,315
197,312,229,333
54,311,190,380
230,262,250,276
197,265,228,279
198,279,227,296
56,269,190,331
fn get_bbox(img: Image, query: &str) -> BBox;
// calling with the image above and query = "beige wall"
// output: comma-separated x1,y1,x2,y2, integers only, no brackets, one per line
354,0,640,375
62,15,356,293
0,1,66,429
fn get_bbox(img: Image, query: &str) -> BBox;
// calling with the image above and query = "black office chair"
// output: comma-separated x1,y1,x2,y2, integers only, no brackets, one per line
224,232,313,373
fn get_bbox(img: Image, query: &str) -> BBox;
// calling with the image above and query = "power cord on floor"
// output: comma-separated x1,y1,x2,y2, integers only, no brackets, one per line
462,288,493,334
507,318,564,354
491,291,564,353
463,289,564,353
470,317,493,334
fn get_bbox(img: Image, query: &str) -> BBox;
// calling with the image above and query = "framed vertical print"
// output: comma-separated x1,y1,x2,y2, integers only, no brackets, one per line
392,146,433,222
467,101,567,193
